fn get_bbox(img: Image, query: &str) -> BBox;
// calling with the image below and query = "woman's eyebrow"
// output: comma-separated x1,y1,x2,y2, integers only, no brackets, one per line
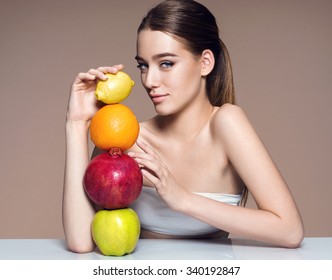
135,52,178,61
135,55,144,61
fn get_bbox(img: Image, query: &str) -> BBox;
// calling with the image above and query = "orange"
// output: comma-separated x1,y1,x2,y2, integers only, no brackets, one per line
90,104,139,151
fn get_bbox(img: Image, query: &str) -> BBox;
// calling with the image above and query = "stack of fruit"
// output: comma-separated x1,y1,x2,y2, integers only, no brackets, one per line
83,71,142,256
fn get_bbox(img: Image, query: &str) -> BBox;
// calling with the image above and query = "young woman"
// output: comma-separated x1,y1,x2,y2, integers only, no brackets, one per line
63,0,304,253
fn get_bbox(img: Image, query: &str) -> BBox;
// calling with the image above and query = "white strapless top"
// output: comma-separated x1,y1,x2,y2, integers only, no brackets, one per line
130,186,242,236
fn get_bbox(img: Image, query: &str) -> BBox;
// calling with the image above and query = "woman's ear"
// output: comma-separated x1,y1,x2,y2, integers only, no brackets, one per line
201,49,215,76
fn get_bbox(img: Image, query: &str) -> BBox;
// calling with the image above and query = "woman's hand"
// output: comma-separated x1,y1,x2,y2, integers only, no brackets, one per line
66,65,124,123
128,140,190,212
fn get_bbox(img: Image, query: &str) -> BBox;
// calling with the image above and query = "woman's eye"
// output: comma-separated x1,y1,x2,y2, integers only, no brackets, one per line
160,61,174,69
137,63,148,71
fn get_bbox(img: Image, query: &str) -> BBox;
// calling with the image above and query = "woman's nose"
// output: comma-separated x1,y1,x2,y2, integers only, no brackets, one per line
144,67,160,89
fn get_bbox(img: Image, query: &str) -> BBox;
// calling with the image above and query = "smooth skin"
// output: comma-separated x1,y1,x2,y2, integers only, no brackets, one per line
63,30,304,253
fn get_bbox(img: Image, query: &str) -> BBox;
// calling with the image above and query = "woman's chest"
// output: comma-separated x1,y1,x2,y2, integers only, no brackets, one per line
138,122,242,194
154,138,229,192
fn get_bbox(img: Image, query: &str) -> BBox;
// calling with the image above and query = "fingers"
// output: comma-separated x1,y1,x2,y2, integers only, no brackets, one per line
141,169,161,188
75,64,125,83
128,141,168,189
131,141,166,168
75,72,96,83
87,68,107,80
135,140,153,154
129,151,161,176
135,140,166,167
97,64,124,74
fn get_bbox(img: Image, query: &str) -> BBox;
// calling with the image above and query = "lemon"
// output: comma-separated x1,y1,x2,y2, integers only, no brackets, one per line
95,71,135,104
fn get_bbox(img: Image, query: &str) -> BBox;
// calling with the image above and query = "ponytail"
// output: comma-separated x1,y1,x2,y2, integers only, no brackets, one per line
207,39,236,106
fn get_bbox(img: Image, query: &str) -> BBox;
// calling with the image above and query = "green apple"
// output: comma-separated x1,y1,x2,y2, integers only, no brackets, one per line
91,208,140,256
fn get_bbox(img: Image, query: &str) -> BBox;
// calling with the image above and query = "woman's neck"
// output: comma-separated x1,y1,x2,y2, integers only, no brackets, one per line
152,98,215,142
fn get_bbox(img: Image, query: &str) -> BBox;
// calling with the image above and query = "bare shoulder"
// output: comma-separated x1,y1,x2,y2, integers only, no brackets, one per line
214,103,244,117
211,103,250,138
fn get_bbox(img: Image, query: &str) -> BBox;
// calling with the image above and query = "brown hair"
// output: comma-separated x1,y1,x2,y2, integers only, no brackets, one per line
138,0,248,205
138,0,235,106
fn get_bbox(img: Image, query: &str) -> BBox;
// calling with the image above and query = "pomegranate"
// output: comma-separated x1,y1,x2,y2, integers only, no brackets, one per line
83,148,143,209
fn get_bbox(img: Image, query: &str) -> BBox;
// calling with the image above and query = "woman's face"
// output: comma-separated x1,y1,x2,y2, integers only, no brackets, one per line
136,29,206,116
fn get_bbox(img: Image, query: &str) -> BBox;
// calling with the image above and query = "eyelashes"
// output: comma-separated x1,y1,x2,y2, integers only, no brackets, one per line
136,61,175,72
160,61,174,68
137,63,148,71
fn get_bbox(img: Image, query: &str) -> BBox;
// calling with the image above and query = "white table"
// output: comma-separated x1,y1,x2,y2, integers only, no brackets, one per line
0,238,331,260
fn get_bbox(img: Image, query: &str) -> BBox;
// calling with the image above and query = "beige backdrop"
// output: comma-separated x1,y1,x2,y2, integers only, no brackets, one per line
0,0,331,238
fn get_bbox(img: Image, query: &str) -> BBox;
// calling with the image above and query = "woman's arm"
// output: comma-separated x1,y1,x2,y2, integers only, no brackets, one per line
62,65,123,253
186,104,304,247
63,120,96,253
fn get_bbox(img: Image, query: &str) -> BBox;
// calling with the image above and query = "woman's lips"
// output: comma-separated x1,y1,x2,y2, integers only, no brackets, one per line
150,94,169,104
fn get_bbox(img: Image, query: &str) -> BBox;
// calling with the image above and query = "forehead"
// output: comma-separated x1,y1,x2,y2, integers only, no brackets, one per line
136,29,191,59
